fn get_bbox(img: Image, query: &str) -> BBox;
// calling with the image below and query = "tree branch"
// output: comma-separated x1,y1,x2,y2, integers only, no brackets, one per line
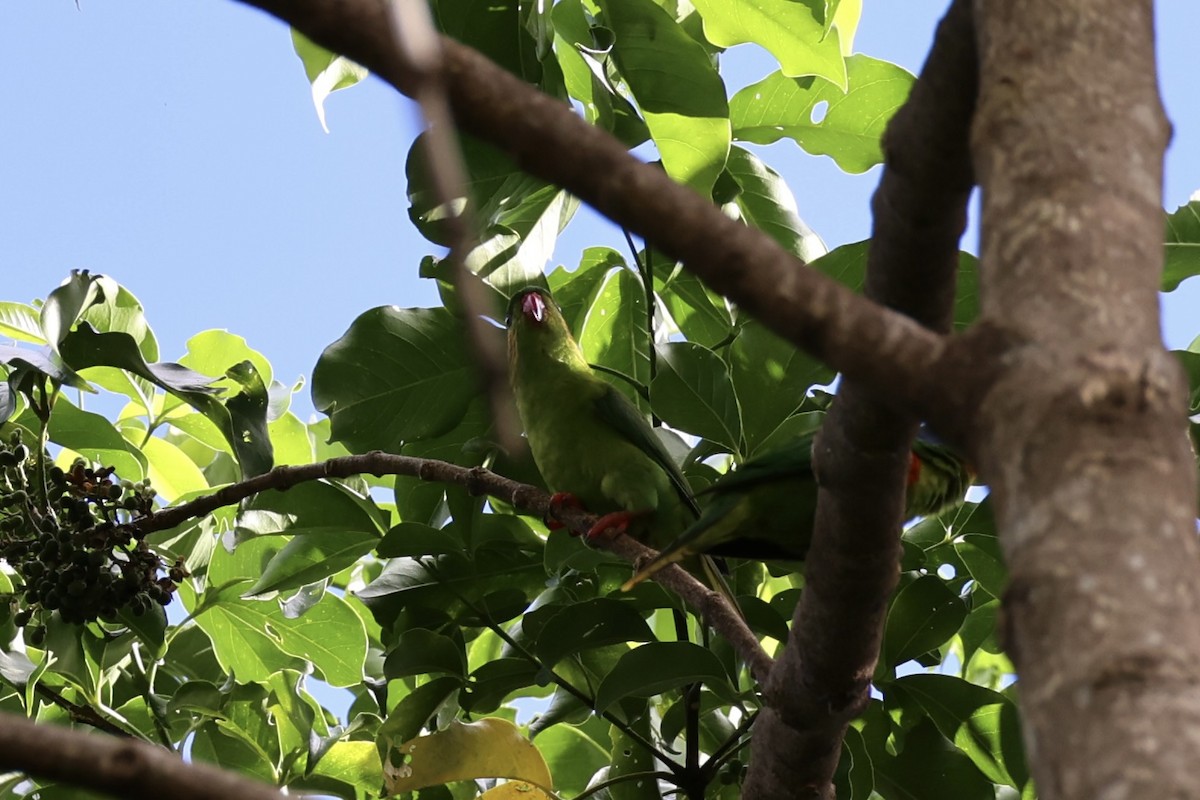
743,2,979,797
0,711,284,800
129,452,772,682
231,0,956,424
384,0,525,458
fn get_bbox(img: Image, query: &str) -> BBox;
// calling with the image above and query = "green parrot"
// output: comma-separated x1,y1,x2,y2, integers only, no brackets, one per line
506,286,732,599
622,427,973,590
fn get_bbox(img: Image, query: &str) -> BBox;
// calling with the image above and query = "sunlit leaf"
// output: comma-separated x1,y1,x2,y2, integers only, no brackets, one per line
291,29,367,133
384,718,552,793
692,0,847,89
599,0,730,194
731,56,914,173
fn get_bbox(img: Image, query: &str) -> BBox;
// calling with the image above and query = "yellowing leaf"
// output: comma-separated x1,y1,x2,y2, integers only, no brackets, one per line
384,718,552,794
479,782,555,800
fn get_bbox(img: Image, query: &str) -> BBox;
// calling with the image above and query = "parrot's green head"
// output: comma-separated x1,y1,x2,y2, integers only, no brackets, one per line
506,287,590,374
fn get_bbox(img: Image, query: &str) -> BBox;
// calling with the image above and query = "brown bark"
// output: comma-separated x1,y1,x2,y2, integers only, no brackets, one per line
971,1,1200,797
0,712,284,800
743,2,978,797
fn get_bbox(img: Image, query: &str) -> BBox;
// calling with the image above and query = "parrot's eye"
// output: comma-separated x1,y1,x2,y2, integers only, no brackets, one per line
522,292,547,323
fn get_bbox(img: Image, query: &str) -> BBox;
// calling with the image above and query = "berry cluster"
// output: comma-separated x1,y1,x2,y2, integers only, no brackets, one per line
0,430,185,643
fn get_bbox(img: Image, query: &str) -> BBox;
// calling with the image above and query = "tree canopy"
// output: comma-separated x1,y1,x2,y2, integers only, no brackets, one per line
3,1,1200,799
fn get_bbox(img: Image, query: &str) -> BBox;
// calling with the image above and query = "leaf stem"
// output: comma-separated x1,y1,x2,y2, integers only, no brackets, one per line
624,228,659,426
573,770,675,800
428,564,682,779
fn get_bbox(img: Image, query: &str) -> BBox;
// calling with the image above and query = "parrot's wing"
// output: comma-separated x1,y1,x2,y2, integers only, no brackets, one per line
908,438,974,517
593,383,701,517
698,438,816,498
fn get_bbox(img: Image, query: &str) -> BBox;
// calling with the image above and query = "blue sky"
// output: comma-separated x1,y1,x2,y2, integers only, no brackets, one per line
3,1,1199,420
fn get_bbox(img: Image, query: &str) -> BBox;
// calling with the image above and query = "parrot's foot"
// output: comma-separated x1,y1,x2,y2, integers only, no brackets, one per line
585,510,647,541
545,492,584,531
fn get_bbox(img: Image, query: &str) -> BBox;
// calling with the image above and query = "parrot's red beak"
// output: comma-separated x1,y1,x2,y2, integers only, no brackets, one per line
522,292,547,323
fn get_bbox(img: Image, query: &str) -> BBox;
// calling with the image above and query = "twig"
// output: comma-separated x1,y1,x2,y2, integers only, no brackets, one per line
384,0,524,458
122,451,773,681
34,684,135,739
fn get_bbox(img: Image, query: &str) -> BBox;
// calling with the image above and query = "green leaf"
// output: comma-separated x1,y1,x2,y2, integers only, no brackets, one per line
891,674,1030,791
1163,200,1200,290
243,529,379,597
728,320,833,455
409,134,578,301
532,599,655,667
377,675,463,746
140,435,208,500
200,588,367,688
42,397,148,480
312,306,476,452
606,715,660,800
181,330,272,388
431,0,541,82
862,708,995,800
241,475,386,538
692,0,847,89
58,325,272,477
725,146,827,263
200,537,367,687
356,548,544,629
576,266,653,411
654,266,734,348
236,479,385,594
650,342,741,452
958,597,1001,665
552,0,650,146
291,28,367,133
530,723,608,797
593,642,729,712
882,575,967,668
834,724,874,800
384,629,468,679
731,55,914,173
0,302,45,344
953,534,1008,600
305,740,383,795
41,270,107,350
268,411,315,466
378,521,463,558
192,720,277,784
598,0,730,194
0,344,93,394
461,658,543,714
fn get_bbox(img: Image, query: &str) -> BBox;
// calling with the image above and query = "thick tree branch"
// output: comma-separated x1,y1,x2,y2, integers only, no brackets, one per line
742,3,979,798
970,2,1200,798
130,452,772,682
0,711,283,800
232,0,954,423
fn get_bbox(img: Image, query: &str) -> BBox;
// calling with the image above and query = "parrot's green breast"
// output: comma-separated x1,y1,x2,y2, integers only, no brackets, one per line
513,358,689,546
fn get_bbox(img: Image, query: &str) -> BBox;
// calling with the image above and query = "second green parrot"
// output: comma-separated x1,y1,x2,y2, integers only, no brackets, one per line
622,428,973,590
506,286,731,598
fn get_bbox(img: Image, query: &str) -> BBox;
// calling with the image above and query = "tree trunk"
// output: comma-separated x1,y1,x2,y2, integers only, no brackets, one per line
970,1,1200,796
